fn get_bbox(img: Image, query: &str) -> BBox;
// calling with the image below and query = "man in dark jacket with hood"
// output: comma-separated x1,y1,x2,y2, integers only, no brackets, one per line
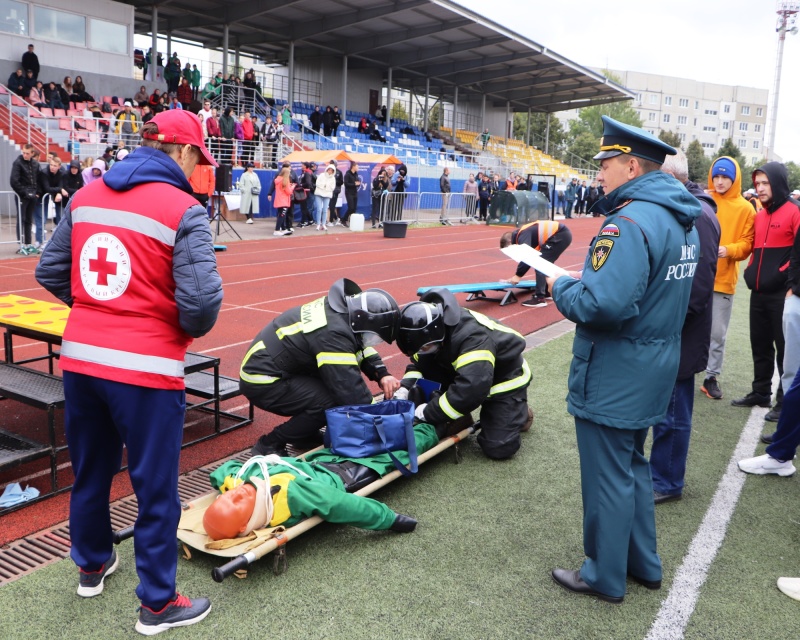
35,110,222,635
733,162,800,422
546,117,701,604
649,149,720,504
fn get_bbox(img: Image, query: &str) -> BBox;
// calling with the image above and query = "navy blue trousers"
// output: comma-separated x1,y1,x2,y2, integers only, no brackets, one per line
767,366,800,461
575,418,661,598
64,371,185,609
650,376,695,496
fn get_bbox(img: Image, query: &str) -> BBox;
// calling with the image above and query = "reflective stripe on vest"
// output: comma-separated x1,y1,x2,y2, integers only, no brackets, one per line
452,350,495,369
316,352,359,367
403,370,423,381
72,206,177,246
61,340,184,378
538,221,560,247
239,340,280,385
489,360,531,396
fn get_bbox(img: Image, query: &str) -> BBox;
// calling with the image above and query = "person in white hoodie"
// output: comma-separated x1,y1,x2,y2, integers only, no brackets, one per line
81,158,106,185
313,162,337,231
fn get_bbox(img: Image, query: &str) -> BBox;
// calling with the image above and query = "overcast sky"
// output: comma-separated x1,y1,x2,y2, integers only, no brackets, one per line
455,0,800,163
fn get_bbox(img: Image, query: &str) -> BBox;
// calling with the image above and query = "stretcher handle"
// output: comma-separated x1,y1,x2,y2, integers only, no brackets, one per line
212,555,250,582
113,526,135,544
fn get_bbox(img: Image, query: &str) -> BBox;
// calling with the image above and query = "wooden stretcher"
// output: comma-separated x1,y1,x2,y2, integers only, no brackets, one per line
416,281,538,306
113,425,477,582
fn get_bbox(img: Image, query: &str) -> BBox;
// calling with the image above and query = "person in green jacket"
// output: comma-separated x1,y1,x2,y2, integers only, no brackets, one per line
202,423,438,539
546,116,701,604
190,64,201,101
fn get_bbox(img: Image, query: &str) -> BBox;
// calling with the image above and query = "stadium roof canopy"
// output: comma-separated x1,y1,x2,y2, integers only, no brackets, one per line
119,0,634,113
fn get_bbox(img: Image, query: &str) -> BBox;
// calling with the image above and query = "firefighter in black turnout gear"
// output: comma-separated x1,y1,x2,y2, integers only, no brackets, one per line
395,288,532,459
240,279,401,455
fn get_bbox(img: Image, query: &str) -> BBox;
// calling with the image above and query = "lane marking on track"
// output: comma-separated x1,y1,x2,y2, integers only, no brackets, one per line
645,402,770,640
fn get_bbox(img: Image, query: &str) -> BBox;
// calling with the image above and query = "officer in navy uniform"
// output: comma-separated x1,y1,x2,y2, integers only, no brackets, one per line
546,116,701,603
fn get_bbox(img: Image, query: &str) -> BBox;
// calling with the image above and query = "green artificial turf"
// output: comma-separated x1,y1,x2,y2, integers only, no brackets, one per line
3,282,800,639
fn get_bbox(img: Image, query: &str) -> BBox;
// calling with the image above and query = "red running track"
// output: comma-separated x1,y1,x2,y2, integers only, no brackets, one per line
0,218,601,543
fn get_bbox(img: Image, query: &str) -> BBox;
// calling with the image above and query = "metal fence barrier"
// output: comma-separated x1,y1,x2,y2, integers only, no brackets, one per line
379,192,477,225
0,191,22,248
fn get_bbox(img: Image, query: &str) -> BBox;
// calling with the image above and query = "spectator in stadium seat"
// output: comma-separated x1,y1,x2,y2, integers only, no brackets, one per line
134,85,149,107
70,76,94,103
177,77,192,110
240,112,255,165
140,104,154,124
368,121,386,143
22,69,36,95
21,44,39,80
322,106,333,137
310,106,323,134
27,81,47,108
218,107,236,165
191,65,201,101
358,116,368,134
168,95,183,111
331,106,342,137
148,88,161,111
44,81,65,110
115,102,140,147
7,69,25,96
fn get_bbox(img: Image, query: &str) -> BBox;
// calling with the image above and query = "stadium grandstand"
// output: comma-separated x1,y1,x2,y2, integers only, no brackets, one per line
0,0,633,202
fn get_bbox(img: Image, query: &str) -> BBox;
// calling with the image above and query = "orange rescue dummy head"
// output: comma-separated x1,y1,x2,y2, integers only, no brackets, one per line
203,482,258,541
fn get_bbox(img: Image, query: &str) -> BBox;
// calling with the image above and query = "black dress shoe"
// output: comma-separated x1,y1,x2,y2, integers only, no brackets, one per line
628,573,662,590
653,490,682,505
760,432,775,445
731,392,771,408
765,408,781,422
551,569,623,604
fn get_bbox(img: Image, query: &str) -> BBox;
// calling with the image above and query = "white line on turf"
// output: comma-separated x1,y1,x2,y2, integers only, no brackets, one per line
644,403,770,640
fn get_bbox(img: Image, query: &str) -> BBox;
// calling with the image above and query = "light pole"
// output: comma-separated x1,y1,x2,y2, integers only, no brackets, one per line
767,1,799,160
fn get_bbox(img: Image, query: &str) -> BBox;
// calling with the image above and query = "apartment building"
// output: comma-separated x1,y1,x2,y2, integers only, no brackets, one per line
558,69,769,165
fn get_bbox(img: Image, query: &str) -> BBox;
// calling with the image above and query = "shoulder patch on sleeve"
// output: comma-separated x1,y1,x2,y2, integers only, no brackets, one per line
591,238,614,271
599,223,620,237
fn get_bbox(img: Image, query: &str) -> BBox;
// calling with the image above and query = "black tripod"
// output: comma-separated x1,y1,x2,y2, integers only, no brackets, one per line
211,191,242,241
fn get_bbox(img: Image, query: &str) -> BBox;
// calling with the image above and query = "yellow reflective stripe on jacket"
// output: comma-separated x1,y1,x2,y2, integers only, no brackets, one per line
467,309,523,339
316,352,359,367
239,340,280,384
438,392,463,420
452,349,495,370
276,322,303,339
403,371,423,381
356,347,379,364
488,360,531,396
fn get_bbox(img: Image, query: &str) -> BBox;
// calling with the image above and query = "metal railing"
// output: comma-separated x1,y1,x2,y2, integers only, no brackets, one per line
378,192,478,225
0,191,22,248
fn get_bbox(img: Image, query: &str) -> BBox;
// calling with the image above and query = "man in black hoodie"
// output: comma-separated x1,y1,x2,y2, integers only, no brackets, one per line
9,143,40,254
649,150,720,504
733,163,800,423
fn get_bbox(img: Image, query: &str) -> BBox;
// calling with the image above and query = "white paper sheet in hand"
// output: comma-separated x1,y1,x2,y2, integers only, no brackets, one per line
501,244,560,278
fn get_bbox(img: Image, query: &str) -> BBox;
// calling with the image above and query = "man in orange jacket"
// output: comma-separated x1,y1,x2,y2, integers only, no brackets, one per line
701,157,755,402
189,163,215,215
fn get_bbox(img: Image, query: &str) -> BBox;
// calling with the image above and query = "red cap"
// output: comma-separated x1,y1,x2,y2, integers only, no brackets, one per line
142,110,218,167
